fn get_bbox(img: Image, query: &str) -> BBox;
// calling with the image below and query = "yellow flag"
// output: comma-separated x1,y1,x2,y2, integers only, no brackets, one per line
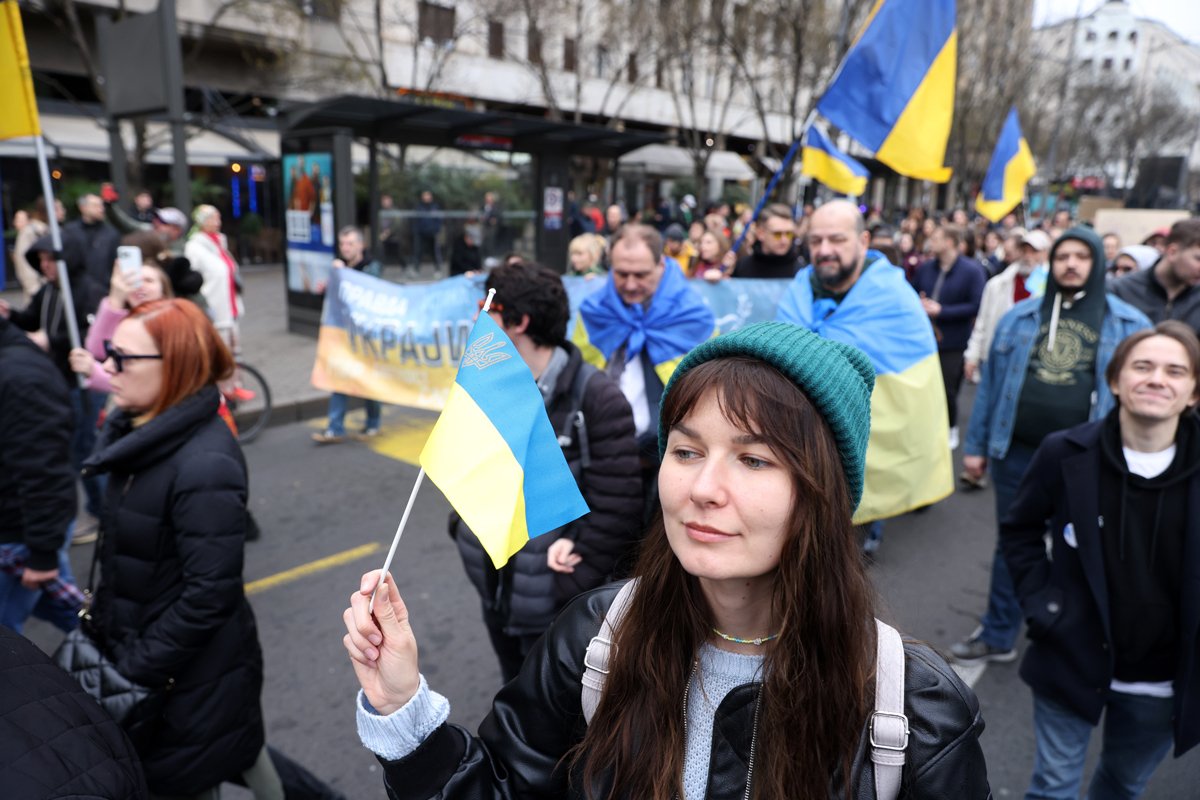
0,0,40,140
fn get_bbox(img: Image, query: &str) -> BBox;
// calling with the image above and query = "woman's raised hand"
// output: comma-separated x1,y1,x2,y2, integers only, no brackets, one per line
108,266,131,308
343,570,421,715
69,347,95,376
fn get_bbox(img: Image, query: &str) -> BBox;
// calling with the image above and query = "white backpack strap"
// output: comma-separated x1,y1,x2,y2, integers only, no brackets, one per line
871,619,908,800
581,579,638,724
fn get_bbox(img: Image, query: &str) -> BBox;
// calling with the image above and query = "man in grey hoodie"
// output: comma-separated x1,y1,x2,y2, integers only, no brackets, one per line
1110,219,1200,333
953,227,1151,663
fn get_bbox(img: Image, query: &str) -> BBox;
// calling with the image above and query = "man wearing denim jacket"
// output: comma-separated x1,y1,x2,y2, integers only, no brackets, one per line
951,227,1150,663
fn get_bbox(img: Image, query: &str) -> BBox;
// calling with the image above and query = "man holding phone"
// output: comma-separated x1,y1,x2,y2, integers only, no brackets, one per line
313,227,385,444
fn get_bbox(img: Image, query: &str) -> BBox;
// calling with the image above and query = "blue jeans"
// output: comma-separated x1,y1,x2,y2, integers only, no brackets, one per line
326,393,381,436
0,527,81,634
1027,691,1174,800
979,442,1036,650
71,388,108,517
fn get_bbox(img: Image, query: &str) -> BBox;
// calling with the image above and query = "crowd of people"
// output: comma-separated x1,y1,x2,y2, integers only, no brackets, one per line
4,181,1200,799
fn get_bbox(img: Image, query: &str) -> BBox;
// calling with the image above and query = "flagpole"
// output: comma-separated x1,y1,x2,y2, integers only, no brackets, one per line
368,287,499,612
33,134,85,387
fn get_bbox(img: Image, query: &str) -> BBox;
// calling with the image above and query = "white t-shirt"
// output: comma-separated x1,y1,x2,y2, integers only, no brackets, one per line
619,354,651,436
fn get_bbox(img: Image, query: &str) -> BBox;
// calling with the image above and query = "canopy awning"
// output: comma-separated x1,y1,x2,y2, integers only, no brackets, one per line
619,143,755,181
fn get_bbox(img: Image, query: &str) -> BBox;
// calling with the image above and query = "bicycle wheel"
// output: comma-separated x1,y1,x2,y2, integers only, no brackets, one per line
229,362,273,443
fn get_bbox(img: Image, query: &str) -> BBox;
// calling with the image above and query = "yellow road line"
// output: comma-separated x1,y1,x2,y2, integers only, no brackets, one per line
245,542,383,596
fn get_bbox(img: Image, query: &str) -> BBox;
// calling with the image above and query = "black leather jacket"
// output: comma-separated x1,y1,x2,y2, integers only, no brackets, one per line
379,584,991,799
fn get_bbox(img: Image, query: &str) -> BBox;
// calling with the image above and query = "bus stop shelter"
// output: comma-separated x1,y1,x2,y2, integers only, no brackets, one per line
280,95,662,334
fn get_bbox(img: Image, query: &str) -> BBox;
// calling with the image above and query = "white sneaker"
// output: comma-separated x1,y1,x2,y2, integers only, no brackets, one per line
948,426,960,451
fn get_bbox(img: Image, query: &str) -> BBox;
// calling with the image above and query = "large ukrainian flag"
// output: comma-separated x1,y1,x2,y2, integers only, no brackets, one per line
0,0,40,140
776,253,953,522
420,311,588,568
817,0,955,183
801,126,869,197
976,107,1036,223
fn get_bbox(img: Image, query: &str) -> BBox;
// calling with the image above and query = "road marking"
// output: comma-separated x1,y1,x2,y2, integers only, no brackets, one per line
245,542,384,596
951,660,987,689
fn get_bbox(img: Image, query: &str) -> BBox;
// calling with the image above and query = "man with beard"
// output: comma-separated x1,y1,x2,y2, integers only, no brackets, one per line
776,200,953,553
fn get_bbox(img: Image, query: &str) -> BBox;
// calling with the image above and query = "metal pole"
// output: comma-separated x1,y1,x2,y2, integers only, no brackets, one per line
33,135,85,388
160,0,191,213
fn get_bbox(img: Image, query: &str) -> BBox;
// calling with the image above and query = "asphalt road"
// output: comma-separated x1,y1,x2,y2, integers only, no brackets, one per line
25,389,1199,798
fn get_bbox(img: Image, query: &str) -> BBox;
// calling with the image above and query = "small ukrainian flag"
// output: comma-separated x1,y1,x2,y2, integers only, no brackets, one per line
976,108,1036,223
801,126,870,197
420,306,589,569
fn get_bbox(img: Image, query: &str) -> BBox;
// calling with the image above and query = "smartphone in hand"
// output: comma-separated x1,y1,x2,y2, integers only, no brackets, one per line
116,245,142,290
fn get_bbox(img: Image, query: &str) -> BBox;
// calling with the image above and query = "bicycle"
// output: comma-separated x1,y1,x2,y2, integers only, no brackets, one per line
223,361,273,443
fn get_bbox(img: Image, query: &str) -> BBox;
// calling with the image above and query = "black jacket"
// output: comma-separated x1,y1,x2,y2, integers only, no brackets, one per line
378,584,990,799
11,234,104,387
0,320,76,570
1110,263,1200,334
454,343,643,637
1001,416,1200,756
82,386,265,794
62,217,121,288
0,624,148,799
732,242,805,279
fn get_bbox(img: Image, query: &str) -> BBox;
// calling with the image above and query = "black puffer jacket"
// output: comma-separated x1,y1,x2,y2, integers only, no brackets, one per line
82,385,265,795
0,319,76,569
378,584,991,799
0,625,148,799
453,343,643,636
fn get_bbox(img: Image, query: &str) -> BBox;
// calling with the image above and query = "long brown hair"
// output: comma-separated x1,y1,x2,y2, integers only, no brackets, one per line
575,357,877,798
126,299,233,420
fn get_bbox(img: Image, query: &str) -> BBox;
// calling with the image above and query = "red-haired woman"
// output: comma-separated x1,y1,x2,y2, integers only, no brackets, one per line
343,322,990,798
80,299,279,799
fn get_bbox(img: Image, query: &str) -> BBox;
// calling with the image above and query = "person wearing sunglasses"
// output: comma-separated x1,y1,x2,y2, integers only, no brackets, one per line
727,203,806,279
81,298,286,798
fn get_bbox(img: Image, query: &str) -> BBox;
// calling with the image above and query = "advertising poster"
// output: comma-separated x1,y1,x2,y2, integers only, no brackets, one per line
283,152,334,292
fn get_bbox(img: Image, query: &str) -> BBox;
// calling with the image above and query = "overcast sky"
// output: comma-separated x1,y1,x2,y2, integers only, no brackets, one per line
1034,0,1200,44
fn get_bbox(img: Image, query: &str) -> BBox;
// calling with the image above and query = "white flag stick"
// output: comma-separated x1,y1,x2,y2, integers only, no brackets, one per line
368,287,496,613
369,468,425,614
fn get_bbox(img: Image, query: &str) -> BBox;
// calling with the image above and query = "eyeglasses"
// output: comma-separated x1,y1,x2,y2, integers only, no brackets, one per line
104,340,163,372
766,230,795,241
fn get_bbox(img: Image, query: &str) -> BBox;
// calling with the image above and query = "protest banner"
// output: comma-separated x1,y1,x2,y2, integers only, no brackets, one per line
313,267,793,409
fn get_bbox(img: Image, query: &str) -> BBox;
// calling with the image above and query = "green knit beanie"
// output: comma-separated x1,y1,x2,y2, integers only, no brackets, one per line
657,321,875,509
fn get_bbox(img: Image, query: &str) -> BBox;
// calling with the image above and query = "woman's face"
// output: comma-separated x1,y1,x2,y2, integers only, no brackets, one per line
899,232,914,253
1112,254,1138,277
128,266,166,307
569,247,592,273
104,319,163,414
688,222,705,244
200,211,222,234
659,390,795,592
699,233,720,261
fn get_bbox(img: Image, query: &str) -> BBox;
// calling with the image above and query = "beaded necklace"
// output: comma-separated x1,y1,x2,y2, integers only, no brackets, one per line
711,628,780,646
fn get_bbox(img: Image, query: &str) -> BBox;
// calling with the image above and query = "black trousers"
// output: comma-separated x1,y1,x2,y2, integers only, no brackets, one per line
939,348,966,428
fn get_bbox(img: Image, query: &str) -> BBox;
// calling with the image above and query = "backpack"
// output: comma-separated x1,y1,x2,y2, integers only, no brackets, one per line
555,361,599,482
581,579,909,800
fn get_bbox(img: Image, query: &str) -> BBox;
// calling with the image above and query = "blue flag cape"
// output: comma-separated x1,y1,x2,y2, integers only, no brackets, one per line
579,259,715,364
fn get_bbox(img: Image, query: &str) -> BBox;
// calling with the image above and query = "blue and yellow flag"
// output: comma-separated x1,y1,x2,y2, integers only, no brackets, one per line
776,252,952,523
0,0,40,141
801,126,869,197
816,0,955,183
420,311,589,568
975,108,1036,223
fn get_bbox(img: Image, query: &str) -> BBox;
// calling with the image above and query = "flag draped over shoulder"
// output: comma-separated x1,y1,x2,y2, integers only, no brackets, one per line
776,253,953,522
0,0,40,140
975,107,1036,223
420,312,588,568
817,0,955,183
801,126,869,197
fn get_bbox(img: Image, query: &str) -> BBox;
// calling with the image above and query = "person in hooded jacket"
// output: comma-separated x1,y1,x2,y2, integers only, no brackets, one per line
955,228,1151,665
80,298,281,799
1001,321,1200,799
451,261,642,682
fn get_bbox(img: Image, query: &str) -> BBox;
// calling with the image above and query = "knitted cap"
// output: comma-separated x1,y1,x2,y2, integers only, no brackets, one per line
658,321,875,508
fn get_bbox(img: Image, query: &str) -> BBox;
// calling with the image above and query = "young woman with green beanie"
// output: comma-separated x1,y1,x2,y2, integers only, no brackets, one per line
342,321,991,799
